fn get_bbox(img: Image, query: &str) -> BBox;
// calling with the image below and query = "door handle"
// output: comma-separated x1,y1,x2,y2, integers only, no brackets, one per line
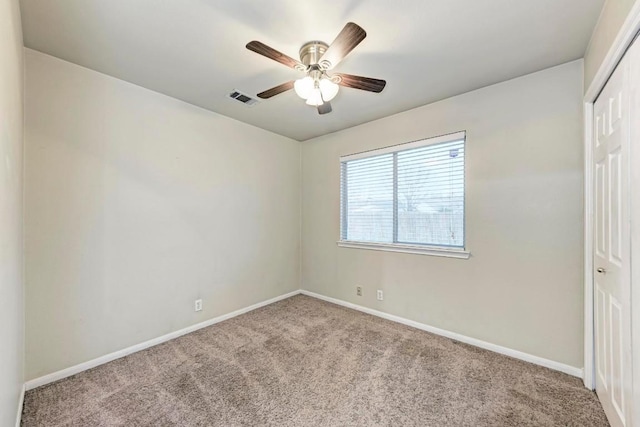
596,267,606,274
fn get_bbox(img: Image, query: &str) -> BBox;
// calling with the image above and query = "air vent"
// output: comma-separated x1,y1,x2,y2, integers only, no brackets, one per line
227,89,259,107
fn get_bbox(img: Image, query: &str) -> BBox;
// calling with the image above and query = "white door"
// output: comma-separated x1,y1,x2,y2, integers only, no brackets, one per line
593,38,634,427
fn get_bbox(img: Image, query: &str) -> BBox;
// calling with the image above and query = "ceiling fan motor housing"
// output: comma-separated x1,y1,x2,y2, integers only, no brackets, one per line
299,41,329,68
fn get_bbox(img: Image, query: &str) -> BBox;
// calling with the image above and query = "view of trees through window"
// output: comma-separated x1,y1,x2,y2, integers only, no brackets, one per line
340,137,465,248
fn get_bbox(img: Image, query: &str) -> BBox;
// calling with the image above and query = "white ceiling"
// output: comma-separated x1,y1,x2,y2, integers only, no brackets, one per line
20,0,604,141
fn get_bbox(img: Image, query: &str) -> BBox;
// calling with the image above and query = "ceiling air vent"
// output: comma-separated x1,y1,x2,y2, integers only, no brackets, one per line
227,89,259,107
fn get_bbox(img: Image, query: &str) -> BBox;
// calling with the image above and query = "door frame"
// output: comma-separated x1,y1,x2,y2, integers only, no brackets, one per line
583,1,640,395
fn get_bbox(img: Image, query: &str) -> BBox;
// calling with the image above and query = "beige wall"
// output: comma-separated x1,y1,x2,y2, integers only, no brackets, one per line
301,60,585,368
24,49,301,380
584,0,640,91
0,0,24,424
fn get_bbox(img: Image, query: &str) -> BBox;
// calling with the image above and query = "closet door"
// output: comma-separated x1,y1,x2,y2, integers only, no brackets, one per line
593,38,634,427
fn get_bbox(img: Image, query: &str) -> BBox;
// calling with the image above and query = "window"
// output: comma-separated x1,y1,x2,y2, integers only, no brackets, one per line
338,131,468,258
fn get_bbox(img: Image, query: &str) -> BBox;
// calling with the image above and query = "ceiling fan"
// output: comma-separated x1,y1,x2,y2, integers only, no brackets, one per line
246,22,386,115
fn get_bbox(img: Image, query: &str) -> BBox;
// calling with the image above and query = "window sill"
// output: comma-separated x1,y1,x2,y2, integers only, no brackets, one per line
336,240,471,259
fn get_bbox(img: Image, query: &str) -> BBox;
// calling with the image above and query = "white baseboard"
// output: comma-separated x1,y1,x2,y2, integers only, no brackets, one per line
300,290,583,378
15,384,25,427
25,290,301,391
24,288,582,392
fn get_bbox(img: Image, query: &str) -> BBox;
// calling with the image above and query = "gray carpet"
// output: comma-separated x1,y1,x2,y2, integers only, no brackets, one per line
22,295,607,426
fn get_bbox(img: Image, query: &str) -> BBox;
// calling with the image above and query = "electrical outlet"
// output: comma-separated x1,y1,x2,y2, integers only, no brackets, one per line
356,286,362,297
194,299,202,312
377,290,384,301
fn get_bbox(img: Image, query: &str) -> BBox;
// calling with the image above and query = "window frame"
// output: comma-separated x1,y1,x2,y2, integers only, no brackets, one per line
337,131,470,259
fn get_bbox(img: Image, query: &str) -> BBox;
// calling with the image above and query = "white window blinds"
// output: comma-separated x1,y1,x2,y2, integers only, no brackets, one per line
340,132,465,249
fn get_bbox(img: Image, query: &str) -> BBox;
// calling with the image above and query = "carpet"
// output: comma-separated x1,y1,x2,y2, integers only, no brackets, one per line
22,295,608,426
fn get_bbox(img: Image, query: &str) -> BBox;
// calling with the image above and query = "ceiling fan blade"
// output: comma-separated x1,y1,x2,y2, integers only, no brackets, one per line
317,101,332,115
334,73,386,93
257,81,295,99
319,22,367,70
246,41,305,70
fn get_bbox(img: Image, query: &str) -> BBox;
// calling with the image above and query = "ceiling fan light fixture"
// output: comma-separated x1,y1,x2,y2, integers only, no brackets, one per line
305,88,324,106
295,76,339,105
319,78,339,101
294,76,314,99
